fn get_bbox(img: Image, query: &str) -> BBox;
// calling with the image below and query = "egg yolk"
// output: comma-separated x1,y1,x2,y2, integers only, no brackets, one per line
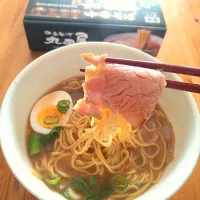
37,105,64,128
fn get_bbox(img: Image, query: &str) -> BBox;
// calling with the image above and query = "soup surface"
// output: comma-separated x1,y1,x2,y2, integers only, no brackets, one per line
27,76,175,200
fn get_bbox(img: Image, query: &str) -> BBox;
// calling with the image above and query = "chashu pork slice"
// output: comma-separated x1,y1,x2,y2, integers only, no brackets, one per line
74,54,166,128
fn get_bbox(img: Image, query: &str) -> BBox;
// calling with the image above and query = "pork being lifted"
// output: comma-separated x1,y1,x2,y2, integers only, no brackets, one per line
74,54,166,128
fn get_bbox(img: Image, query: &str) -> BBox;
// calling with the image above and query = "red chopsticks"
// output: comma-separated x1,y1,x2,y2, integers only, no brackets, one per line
80,57,200,94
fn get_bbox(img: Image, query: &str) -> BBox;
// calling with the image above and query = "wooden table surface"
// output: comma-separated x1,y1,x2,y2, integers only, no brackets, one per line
0,0,200,199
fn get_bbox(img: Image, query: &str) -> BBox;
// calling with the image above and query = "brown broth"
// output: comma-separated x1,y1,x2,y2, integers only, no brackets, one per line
26,75,175,199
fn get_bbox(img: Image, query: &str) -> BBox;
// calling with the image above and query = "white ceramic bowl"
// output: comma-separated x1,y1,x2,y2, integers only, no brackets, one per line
0,43,200,200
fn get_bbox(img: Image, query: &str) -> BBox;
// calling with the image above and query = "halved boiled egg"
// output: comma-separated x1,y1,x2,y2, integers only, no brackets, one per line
30,91,73,134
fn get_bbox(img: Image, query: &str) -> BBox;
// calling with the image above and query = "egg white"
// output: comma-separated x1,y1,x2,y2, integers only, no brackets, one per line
30,91,73,135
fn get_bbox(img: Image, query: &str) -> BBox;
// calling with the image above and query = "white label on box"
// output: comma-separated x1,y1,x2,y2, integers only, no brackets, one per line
44,31,88,45
144,12,161,24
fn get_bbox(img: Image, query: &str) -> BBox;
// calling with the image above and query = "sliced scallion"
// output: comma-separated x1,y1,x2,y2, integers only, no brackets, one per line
45,176,61,185
70,178,90,194
99,189,114,199
99,184,114,199
41,126,63,145
63,192,71,199
28,133,41,156
44,115,60,125
86,196,98,200
89,176,96,188
67,187,82,200
111,174,128,190
57,100,70,114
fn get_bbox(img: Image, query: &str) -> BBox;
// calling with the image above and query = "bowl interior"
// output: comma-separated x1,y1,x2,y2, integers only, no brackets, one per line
1,43,200,200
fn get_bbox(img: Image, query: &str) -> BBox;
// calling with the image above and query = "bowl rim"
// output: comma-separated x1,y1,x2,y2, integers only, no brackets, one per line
0,42,200,200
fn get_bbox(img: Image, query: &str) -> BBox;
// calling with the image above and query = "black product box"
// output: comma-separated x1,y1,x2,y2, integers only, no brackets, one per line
24,0,166,56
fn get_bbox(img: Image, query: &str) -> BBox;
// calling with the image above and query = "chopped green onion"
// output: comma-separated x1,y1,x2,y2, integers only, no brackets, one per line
41,126,63,145
58,100,70,108
63,192,71,199
99,184,114,199
87,196,98,200
99,189,114,199
67,187,82,200
111,174,128,190
44,115,60,124
71,178,90,194
89,176,96,188
45,176,61,185
57,100,70,114
28,133,41,156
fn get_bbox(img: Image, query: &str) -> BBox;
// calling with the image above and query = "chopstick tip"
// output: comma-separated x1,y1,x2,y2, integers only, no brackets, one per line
80,68,85,72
